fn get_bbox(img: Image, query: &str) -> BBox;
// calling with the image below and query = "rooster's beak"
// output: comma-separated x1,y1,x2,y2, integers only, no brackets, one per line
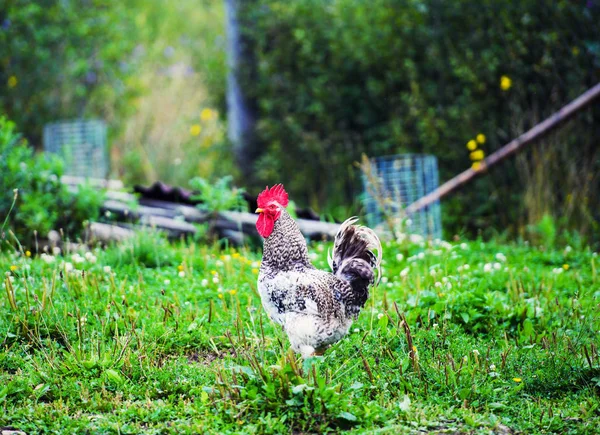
255,208,264,213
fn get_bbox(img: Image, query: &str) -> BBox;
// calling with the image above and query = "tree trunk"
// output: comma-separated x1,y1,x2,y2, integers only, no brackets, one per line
225,0,260,180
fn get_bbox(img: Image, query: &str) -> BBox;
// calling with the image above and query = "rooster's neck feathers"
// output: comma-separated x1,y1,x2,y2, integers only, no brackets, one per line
261,209,311,272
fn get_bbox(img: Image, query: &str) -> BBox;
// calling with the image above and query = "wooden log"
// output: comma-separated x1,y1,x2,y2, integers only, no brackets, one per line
138,199,341,239
101,198,341,240
139,215,198,237
406,83,600,214
89,222,135,242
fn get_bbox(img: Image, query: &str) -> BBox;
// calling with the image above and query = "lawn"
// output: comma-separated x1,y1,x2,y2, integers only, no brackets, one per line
1,231,599,434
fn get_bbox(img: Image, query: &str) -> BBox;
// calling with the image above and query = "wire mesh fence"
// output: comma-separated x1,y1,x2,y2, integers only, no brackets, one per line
362,154,442,239
43,119,108,178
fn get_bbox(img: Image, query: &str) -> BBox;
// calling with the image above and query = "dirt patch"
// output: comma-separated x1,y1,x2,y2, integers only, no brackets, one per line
186,350,229,365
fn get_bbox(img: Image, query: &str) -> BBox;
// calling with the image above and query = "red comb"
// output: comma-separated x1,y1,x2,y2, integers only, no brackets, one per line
257,184,289,208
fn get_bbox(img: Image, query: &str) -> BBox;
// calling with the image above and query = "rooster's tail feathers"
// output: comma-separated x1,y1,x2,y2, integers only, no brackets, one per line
328,217,383,289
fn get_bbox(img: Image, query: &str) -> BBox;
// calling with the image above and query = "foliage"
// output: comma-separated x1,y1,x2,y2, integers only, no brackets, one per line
0,116,103,243
1,235,599,433
241,0,600,238
0,1,138,145
190,176,247,213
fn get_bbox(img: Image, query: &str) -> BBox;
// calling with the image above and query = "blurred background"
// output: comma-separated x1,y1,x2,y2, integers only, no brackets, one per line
1,0,599,245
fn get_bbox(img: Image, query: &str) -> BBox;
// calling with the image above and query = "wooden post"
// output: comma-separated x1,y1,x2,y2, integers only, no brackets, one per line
406,83,600,214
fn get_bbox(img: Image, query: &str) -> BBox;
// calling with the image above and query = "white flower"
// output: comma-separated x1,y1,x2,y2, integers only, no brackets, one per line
553,268,563,274
463,264,470,270
463,355,468,362
72,254,85,264
381,276,389,284
565,245,572,253
215,260,224,267
473,349,480,356
377,313,384,320
201,279,208,287
353,328,360,333
495,253,507,262
457,265,464,272
493,262,502,270
431,250,443,256
430,269,437,277
164,279,171,285
417,252,425,259
52,247,61,256
64,262,74,273
396,253,404,262
442,277,449,283
400,267,410,277
212,276,219,284
489,364,496,371
309,252,319,261
178,271,186,278
593,252,598,258
523,266,530,272
317,244,324,252
445,282,452,290
460,243,468,250
434,281,442,288
483,263,493,273
41,253,55,264
103,266,111,274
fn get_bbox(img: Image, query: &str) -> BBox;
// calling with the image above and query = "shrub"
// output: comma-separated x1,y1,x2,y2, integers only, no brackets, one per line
0,116,103,244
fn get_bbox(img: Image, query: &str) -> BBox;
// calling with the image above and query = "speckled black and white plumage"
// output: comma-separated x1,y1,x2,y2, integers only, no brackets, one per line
258,209,382,358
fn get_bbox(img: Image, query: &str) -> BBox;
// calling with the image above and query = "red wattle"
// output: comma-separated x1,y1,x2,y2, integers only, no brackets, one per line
256,213,274,238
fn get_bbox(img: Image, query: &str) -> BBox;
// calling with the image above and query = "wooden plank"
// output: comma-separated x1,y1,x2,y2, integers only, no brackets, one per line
406,83,600,214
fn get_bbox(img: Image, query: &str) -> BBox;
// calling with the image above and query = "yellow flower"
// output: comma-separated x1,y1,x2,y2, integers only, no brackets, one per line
471,162,482,170
412,345,418,353
25,250,31,257
177,264,184,272
10,265,18,271
500,75,512,91
513,377,522,383
200,108,215,121
232,252,240,259
470,150,485,161
229,289,237,295
217,294,223,299
572,46,580,56
476,133,486,144
466,140,477,151
252,268,259,274
190,124,202,136
7,76,17,88
562,264,569,270
438,292,445,297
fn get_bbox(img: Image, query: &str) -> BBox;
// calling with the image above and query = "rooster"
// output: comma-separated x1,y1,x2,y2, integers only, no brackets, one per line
255,184,382,358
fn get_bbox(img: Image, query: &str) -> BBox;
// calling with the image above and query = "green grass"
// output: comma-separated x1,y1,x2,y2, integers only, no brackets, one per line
1,234,599,434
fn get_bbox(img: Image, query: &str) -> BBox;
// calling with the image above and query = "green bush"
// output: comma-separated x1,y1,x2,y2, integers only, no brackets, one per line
0,2,138,145
241,0,600,238
0,116,103,244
